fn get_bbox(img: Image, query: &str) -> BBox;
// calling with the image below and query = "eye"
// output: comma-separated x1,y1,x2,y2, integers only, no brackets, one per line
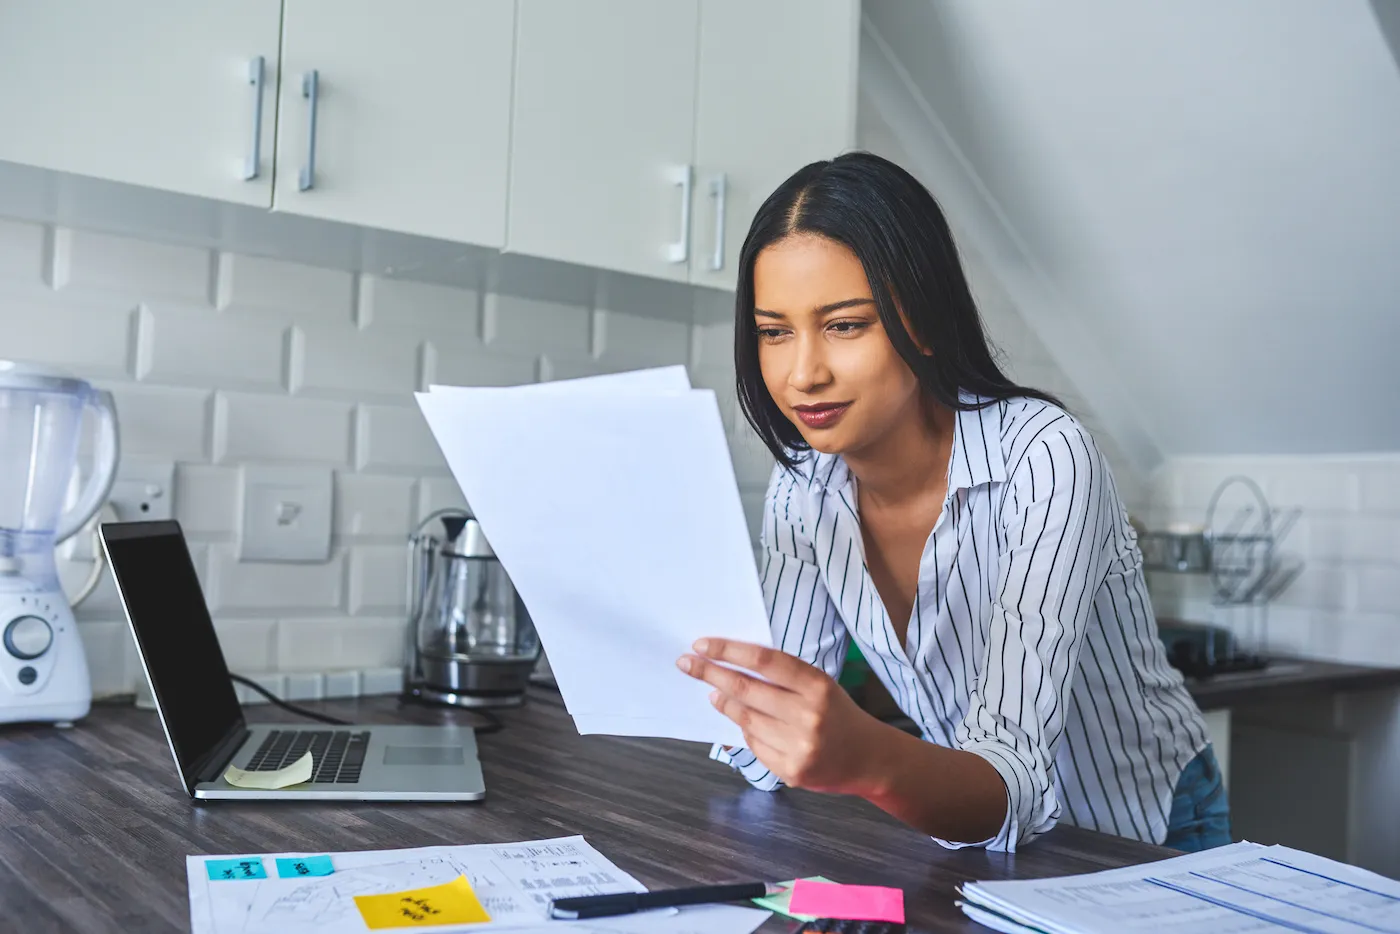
755,326,790,342
827,319,870,335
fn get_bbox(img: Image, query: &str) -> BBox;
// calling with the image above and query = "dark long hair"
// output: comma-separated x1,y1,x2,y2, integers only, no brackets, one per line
734,151,1064,468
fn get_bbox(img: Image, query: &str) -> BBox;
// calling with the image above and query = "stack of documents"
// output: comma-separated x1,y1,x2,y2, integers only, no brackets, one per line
188,834,771,934
416,367,774,747
959,841,1400,933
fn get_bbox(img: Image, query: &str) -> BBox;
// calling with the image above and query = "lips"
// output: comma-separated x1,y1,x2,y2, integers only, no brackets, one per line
793,402,852,429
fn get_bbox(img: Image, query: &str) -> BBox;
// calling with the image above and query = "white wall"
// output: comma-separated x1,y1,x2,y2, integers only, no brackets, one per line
0,216,772,700
1146,455,1400,665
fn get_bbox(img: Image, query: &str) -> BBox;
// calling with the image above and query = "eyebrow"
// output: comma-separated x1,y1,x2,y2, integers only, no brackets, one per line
753,297,876,319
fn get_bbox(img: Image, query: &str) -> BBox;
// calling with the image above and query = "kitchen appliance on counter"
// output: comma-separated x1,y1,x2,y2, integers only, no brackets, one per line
1157,618,1269,680
0,360,119,725
405,508,541,708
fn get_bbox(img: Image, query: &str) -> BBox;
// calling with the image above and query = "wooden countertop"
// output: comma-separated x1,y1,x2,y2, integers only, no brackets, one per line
0,688,1178,933
1185,656,1400,710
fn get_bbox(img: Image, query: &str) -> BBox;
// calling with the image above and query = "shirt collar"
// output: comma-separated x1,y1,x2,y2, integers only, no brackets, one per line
805,391,1007,496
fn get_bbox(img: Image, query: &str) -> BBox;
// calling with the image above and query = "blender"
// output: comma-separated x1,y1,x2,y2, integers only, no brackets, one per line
0,360,119,725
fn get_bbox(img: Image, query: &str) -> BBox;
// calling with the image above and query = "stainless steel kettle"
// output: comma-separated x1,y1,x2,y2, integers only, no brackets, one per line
405,508,541,707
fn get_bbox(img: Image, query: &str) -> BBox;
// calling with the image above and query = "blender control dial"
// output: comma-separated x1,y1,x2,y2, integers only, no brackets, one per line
4,615,53,660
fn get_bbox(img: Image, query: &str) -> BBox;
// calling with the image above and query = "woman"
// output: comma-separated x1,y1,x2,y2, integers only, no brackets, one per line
676,152,1228,853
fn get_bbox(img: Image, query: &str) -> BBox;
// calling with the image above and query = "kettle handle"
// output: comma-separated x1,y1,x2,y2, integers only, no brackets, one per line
406,507,472,625
56,389,121,544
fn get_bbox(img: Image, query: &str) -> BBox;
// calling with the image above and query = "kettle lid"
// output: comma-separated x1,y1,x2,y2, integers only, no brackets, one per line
441,514,496,559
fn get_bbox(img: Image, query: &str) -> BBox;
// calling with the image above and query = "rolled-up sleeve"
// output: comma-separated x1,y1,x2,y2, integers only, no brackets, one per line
711,466,847,791
937,427,1113,851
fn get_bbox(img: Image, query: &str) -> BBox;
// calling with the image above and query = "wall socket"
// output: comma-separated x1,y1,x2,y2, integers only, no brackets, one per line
64,460,175,561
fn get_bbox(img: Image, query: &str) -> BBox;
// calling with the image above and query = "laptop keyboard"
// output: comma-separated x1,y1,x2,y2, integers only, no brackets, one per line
243,730,370,784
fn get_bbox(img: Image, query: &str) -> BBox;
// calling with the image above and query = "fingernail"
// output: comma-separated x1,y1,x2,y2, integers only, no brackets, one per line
709,690,721,705
694,638,711,654
676,656,693,674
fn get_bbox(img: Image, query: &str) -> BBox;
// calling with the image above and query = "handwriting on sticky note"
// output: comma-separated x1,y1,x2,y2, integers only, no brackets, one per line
204,858,268,881
224,750,313,790
275,854,334,878
354,875,491,929
788,880,904,923
752,876,835,921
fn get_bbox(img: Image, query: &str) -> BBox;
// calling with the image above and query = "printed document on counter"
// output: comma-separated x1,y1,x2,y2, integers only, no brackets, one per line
417,367,774,746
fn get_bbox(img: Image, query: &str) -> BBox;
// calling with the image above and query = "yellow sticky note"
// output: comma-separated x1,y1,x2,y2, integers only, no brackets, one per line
354,875,491,929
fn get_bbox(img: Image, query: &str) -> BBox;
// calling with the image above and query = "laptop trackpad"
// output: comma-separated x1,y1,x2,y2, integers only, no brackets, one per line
383,745,466,767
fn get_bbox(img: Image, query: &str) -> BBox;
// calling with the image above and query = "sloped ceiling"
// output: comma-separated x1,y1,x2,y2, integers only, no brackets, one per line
861,0,1400,464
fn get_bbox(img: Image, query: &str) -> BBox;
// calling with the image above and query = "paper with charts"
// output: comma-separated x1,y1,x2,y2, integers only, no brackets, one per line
187,835,771,934
416,366,774,747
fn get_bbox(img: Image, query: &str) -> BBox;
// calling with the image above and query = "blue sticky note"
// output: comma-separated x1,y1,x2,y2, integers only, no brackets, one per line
276,855,335,878
205,858,268,881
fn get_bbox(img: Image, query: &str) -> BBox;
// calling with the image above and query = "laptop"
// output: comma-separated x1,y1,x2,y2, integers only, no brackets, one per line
100,519,486,802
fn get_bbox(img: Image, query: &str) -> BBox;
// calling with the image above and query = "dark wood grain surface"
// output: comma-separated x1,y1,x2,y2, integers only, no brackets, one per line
1185,657,1400,710
0,688,1178,933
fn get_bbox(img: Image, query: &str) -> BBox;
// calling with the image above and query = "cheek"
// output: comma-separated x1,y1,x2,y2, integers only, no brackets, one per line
757,344,788,399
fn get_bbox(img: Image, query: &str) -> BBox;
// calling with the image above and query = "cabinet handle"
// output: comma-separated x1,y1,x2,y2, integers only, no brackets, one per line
665,164,693,264
242,56,265,181
298,70,320,192
709,173,728,272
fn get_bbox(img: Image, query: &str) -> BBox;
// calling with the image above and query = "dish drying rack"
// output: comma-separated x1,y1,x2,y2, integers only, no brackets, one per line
1139,475,1303,652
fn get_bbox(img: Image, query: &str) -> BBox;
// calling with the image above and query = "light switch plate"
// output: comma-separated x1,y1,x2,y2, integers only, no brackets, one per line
238,465,334,562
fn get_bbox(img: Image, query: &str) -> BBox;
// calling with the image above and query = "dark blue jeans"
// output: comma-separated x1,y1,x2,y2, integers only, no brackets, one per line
1164,744,1232,851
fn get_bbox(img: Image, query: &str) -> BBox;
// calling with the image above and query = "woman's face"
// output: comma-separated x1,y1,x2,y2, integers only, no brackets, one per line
752,234,921,458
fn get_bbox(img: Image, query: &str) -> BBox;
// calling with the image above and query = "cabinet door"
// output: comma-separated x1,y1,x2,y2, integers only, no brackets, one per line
508,0,700,282
274,0,515,247
690,0,859,289
0,0,282,206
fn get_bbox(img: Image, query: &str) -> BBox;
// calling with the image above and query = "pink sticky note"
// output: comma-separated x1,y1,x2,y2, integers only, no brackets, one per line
787,880,905,923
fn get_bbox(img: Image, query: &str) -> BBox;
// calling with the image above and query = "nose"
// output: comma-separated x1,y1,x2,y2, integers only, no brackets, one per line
788,331,832,394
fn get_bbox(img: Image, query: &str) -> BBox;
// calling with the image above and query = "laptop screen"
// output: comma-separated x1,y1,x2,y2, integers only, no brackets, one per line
101,521,244,793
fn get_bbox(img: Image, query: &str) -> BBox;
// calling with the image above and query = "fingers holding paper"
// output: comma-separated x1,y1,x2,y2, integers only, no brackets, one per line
677,638,884,796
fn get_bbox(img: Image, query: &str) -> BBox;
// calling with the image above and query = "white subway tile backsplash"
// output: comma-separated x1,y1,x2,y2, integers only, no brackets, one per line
215,393,353,465
1360,463,1400,513
416,477,469,521
598,310,691,368
277,617,403,672
102,382,209,461
1267,463,1362,513
486,294,591,357
1356,567,1400,614
335,474,416,539
425,340,537,388
212,618,278,672
138,305,286,391
364,275,479,338
0,217,45,286
222,253,355,323
355,405,444,473
0,294,134,378
1309,614,1400,667
1300,515,1400,563
297,325,420,398
76,620,136,698
65,229,211,305
175,465,241,535
207,547,345,614
349,546,409,616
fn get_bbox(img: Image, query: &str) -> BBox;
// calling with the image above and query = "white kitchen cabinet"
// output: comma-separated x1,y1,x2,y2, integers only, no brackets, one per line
507,0,701,283
690,0,859,290
274,0,516,247
0,0,282,207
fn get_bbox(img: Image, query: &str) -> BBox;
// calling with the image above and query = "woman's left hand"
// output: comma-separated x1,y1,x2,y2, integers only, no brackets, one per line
677,638,890,796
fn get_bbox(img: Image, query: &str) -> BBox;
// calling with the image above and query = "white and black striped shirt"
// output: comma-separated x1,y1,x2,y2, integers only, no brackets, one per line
712,395,1208,851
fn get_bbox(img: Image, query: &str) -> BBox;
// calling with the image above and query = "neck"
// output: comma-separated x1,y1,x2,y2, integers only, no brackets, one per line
843,394,956,507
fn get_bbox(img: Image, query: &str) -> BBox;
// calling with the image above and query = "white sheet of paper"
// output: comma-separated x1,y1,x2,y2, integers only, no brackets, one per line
431,364,693,396
415,384,771,746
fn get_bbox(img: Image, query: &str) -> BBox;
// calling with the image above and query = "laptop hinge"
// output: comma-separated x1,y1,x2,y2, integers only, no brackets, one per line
194,726,252,786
